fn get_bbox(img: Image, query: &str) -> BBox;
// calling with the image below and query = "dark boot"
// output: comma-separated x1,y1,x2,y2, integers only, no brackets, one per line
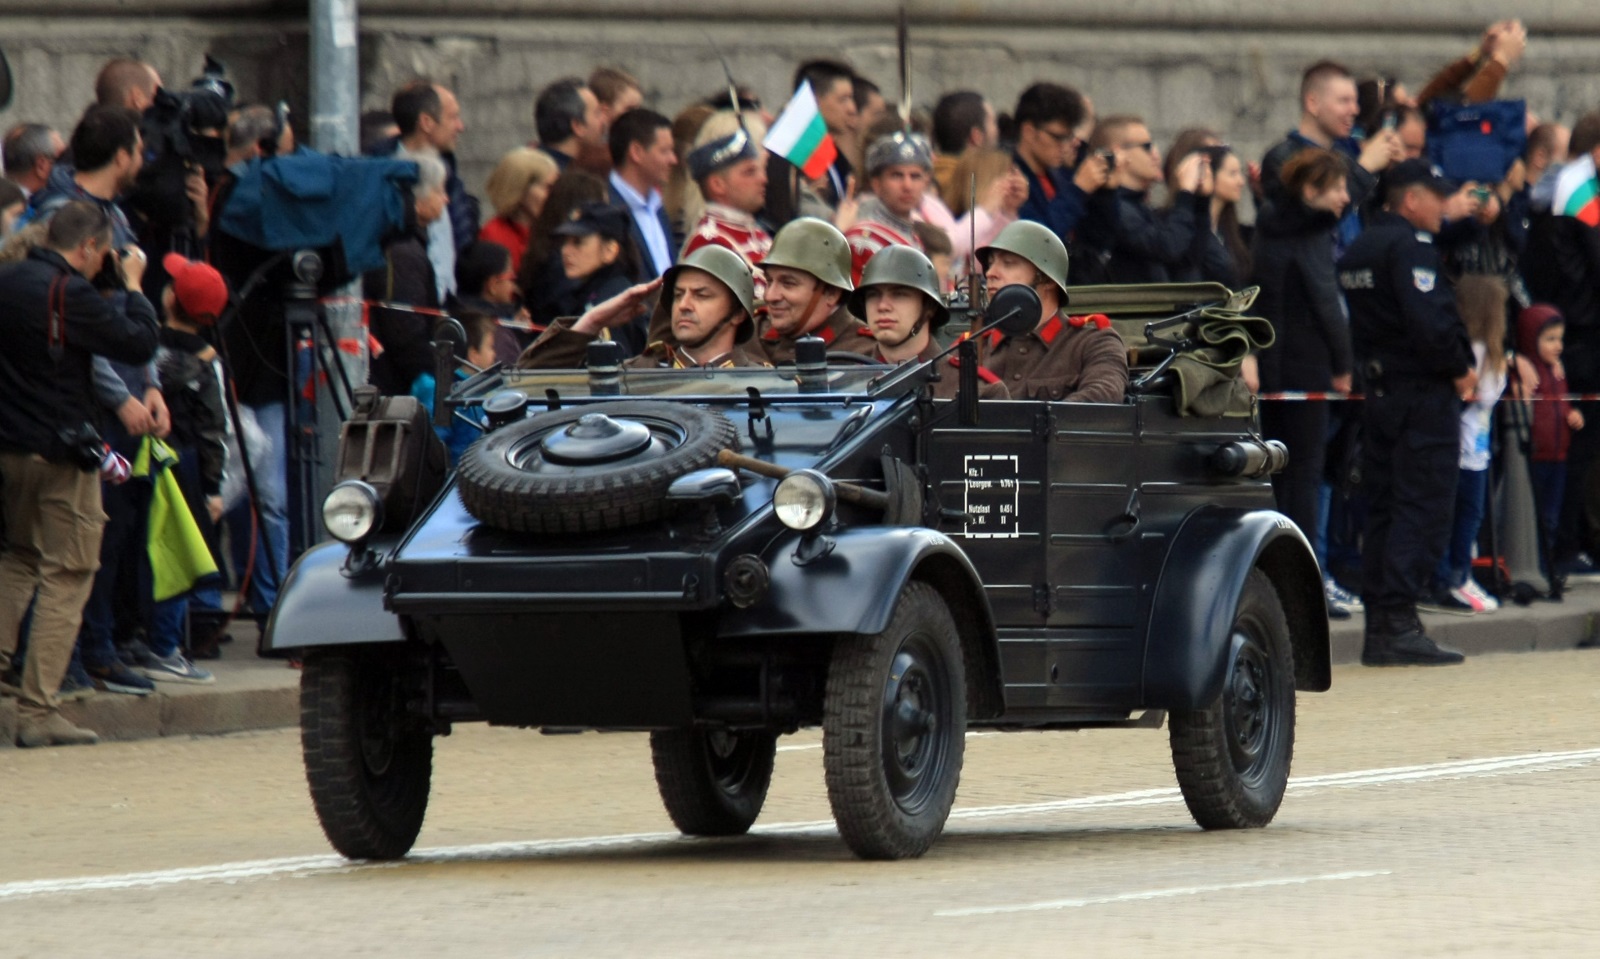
1361,606,1465,667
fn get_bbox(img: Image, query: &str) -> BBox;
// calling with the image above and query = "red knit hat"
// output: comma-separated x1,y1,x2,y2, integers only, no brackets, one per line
162,253,229,323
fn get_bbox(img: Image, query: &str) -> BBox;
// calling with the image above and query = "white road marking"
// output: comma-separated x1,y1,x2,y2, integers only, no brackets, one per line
933,870,1392,917
1,747,1595,903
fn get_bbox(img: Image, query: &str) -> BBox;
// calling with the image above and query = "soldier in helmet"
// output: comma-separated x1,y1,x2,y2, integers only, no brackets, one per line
844,130,933,284
850,246,1008,400
756,217,876,364
977,220,1128,402
517,244,770,369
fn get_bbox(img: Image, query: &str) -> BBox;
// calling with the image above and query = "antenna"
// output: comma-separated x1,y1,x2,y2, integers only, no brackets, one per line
897,1,912,132
703,31,744,120
967,172,984,335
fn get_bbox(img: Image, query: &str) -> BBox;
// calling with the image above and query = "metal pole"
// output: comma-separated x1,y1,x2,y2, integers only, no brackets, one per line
304,0,363,549
309,0,359,156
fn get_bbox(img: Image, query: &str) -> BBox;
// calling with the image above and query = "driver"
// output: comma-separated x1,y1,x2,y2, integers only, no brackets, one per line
517,244,770,369
850,246,1008,399
976,221,1128,402
755,217,876,364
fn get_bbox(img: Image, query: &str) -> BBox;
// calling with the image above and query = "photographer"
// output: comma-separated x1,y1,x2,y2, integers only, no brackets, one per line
0,200,158,747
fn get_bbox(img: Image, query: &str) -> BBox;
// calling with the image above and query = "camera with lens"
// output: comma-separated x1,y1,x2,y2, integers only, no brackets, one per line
126,55,234,241
52,422,107,472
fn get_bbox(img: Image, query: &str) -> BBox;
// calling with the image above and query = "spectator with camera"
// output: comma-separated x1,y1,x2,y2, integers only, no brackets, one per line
1081,114,1207,284
0,200,159,746
1261,60,1402,255
1010,82,1108,250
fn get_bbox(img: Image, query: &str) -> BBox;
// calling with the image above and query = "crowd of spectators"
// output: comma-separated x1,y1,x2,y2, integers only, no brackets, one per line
2,16,1597,742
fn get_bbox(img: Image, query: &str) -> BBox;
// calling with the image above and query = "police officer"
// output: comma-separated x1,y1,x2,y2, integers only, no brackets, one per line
977,220,1128,402
1337,159,1476,666
755,217,875,364
518,244,770,369
848,246,1008,399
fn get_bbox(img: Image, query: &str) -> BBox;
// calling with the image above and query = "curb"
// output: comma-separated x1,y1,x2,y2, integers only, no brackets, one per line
3,590,1596,748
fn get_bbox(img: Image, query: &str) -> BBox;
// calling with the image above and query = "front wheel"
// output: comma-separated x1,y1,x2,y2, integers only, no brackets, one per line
301,649,433,859
823,581,967,860
650,728,777,836
1169,568,1296,829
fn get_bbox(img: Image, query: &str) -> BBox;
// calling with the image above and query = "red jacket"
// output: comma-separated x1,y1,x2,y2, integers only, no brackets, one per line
1518,304,1571,462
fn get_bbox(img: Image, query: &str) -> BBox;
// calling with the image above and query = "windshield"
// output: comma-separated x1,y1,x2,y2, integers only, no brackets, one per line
464,365,904,401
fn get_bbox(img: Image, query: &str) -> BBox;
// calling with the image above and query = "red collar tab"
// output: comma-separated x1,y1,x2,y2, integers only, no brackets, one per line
1037,313,1065,345
1067,313,1111,331
945,352,1001,384
817,324,837,345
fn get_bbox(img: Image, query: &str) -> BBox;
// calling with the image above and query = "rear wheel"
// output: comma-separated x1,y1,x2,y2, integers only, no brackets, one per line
650,728,777,836
823,581,967,860
1169,569,1295,829
301,649,432,859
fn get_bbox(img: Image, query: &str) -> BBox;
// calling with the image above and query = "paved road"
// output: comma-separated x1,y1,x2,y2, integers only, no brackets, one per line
2,650,1597,958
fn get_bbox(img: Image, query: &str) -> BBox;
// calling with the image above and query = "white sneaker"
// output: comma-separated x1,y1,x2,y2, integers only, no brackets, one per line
142,652,215,685
1456,578,1499,612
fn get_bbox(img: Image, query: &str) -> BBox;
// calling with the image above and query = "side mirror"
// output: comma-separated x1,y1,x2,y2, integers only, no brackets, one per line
985,284,1043,337
0,49,12,111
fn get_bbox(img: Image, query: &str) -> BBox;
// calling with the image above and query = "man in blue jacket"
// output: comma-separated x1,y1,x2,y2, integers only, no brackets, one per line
0,201,160,746
1010,82,1110,254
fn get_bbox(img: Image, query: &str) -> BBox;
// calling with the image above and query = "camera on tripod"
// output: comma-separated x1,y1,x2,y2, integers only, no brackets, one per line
126,56,235,241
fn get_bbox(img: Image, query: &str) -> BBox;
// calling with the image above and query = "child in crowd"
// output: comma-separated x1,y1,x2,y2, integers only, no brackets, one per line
411,311,496,464
145,254,233,682
1431,275,1507,613
1515,304,1584,578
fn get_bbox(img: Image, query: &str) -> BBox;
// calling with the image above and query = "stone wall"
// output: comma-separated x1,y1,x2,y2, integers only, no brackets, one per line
3,2,1600,203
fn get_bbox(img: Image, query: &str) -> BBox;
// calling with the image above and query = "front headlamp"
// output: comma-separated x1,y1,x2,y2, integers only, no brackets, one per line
773,470,836,532
322,480,383,544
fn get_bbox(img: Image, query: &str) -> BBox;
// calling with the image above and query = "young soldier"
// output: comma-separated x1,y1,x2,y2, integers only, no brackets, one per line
518,244,769,370
850,246,1007,400
755,217,875,364
977,220,1128,402
844,130,932,284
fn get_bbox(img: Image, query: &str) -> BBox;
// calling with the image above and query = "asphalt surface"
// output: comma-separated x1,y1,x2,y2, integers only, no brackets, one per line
1,648,1596,957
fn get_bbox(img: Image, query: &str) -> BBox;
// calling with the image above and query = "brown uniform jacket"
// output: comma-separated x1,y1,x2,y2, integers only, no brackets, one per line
980,312,1128,403
516,317,770,370
756,304,878,365
875,340,1011,400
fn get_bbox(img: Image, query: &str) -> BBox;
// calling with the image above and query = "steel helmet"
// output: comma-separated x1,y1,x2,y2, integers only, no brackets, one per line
761,217,855,292
651,243,758,344
976,220,1070,300
847,245,950,331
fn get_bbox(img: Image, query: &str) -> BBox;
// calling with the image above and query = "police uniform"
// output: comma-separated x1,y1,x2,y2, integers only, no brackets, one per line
1337,184,1473,664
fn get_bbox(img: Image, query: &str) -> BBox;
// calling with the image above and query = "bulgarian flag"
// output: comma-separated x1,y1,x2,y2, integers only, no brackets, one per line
764,81,838,180
1552,153,1600,227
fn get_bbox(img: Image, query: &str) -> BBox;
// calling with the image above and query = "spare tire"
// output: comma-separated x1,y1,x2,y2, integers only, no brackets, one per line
456,400,739,534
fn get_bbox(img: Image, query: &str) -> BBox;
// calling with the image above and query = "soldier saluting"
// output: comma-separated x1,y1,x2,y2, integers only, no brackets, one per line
518,244,770,370
1337,159,1476,666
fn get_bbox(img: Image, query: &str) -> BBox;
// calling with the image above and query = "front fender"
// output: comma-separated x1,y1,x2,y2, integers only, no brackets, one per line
718,526,991,638
1143,507,1330,711
261,538,405,652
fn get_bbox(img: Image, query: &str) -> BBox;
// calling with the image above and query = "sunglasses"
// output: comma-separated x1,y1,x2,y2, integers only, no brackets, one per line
1122,141,1155,153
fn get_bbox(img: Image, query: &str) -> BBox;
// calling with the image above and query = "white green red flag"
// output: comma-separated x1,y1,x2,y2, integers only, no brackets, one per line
1552,153,1600,227
764,81,837,180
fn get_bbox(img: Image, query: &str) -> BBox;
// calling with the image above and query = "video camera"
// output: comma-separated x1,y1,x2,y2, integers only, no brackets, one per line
126,55,235,243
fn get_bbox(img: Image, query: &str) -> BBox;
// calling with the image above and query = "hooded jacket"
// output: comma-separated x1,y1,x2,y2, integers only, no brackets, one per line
1517,304,1572,463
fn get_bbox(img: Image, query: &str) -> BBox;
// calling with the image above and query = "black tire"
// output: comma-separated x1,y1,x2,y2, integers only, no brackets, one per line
301,650,432,860
649,728,777,836
456,400,738,534
1169,568,1296,829
823,581,967,860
